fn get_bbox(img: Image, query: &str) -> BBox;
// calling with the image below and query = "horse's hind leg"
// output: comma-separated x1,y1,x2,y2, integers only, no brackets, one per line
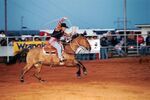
74,60,81,78
34,63,45,82
76,63,81,78
20,63,33,82
77,60,87,75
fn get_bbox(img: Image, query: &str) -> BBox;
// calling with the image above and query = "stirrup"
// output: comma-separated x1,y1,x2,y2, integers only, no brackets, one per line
59,60,64,65
60,56,65,61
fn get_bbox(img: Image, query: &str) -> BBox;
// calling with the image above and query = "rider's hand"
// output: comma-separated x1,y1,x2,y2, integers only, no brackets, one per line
60,17,67,23
63,17,68,20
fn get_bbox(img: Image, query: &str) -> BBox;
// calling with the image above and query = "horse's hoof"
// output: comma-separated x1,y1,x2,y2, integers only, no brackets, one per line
40,79,46,83
83,71,87,75
20,79,24,83
77,76,81,79
76,74,81,79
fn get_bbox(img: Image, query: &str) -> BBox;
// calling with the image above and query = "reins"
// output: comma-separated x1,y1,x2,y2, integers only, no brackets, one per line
62,36,81,55
69,39,80,53
65,35,87,54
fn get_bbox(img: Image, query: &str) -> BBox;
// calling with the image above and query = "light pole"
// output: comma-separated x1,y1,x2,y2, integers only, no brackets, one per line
20,16,28,35
21,16,24,30
4,0,7,34
124,0,127,33
20,16,24,35
124,0,127,52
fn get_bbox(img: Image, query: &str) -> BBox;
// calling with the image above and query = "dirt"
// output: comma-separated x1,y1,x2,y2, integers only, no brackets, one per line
0,57,150,100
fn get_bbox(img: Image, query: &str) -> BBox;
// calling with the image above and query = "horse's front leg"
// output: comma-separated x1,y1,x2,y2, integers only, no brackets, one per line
34,62,45,82
77,60,87,75
20,63,33,83
76,62,81,78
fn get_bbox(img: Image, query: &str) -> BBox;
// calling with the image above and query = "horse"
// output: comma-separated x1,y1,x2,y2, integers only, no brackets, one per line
20,34,91,82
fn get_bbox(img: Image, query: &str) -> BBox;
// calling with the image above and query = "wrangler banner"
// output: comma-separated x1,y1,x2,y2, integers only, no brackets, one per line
13,41,46,55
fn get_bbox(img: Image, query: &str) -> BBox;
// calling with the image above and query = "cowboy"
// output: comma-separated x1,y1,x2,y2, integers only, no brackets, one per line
47,17,70,65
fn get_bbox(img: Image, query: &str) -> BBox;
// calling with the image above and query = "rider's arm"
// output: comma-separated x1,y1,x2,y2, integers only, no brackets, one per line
54,17,66,31
63,32,72,43
64,32,71,37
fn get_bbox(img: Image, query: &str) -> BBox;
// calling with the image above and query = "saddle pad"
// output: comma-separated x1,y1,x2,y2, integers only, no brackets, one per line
43,46,57,55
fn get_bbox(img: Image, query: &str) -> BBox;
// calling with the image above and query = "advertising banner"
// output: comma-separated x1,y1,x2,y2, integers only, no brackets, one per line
13,41,46,55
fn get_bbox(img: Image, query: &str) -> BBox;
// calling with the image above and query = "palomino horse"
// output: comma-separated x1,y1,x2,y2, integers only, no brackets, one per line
20,34,91,82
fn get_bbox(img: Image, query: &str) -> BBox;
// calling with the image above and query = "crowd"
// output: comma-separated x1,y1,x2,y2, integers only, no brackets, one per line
0,30,6,46
140,33,150,55
1,30,150,60
0,31,44,46
100,31,150,60
0,36,43,46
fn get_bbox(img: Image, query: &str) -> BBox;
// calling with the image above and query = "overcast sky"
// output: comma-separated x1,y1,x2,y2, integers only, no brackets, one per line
0,0,150,30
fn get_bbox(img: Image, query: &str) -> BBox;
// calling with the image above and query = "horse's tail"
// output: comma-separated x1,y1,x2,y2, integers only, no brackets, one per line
17,48,29,63
5,48,30,64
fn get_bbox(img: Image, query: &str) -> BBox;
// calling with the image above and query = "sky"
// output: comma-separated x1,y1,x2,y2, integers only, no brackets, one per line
0,0,150,30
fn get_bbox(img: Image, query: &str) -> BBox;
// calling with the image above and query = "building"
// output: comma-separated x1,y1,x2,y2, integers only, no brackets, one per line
135,24,150,36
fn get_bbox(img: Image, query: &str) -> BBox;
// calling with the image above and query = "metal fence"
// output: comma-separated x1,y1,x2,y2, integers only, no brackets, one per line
0,33,150,63
0,36,49,63
98,33,150,59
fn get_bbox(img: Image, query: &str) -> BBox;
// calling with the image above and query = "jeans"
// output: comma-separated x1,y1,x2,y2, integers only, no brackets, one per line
49,37,62,59
147,46,150,54
139,47,148,55
116,49,125,56
100,47,108,59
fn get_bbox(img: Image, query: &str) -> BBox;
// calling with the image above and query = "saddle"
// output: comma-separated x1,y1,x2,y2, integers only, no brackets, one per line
43,44,65,65
43,44,57,55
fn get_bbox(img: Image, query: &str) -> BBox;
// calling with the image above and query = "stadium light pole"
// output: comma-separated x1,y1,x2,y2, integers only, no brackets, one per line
4,0,7,34
20,16,24,35
4,0,9,63
124,0,127,52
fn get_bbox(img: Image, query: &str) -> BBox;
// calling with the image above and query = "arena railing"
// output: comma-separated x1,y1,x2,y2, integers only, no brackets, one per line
98,33,150,58
0,36,50,63
0,34,150,63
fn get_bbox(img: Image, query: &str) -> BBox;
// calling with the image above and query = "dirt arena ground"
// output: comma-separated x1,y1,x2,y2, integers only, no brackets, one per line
0,57,150,100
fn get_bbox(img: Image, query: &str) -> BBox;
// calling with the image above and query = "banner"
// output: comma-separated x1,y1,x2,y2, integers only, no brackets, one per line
88,39,100,53
13,41,46,55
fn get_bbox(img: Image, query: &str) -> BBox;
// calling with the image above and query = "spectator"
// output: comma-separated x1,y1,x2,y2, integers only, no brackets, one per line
136,34,144,46
139,43,147,55
39,32,50,41
114,39,126,57
0,30,6,46
83,31,87,36
111,37,119,46
115,32,121,43
106,32,114,57
127,37,137,46
8,38,16,46
0,38,7,46
0,30,5,36
35,37,41,41
100,36,108,59
146,32,150,54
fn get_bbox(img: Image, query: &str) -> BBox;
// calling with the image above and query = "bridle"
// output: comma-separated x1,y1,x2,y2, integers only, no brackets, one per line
69,39,80,53
69,36,89,54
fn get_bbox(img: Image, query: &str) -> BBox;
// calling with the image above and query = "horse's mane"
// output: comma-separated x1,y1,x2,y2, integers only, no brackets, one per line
61,34,85,46
71,34,84,40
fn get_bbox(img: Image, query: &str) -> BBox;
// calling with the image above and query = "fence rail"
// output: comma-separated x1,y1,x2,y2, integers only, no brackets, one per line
0,33,150,63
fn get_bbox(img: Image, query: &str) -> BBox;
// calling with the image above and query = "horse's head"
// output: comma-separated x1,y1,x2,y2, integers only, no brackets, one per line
71,34,91,51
